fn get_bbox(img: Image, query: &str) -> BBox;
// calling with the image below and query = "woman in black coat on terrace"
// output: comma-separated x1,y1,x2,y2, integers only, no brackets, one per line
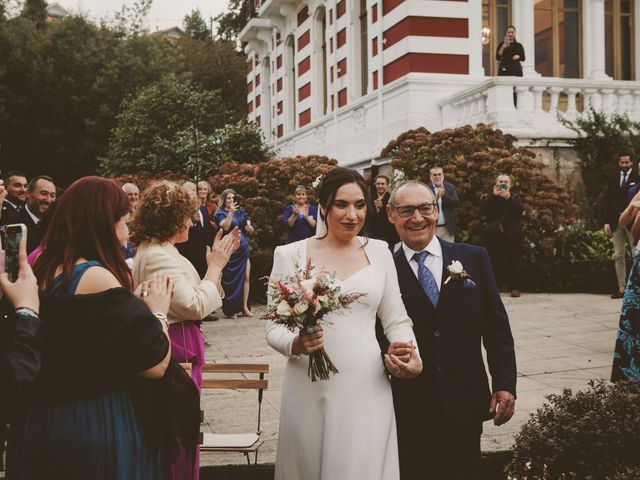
496,25,525,77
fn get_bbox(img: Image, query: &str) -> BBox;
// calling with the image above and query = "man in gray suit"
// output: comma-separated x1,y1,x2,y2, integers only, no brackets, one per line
429,166,460,242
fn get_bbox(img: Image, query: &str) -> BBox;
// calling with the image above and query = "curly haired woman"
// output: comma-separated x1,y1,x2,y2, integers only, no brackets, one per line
130,182,240,480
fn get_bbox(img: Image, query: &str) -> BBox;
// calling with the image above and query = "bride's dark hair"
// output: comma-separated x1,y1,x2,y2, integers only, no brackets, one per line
317,167,370,241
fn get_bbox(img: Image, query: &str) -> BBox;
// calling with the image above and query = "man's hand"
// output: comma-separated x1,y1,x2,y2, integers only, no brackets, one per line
604,224,612,236
437,186,445,198
489,391,515,426
512,54,520,61
387,341,415,363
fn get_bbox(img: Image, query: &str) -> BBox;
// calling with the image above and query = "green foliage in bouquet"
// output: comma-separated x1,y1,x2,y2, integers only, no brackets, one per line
208,155,338,299
506,380,640,480
382,124,579,256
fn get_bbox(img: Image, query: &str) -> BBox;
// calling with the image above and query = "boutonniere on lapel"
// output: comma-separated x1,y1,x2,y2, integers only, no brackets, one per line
444,260,476,288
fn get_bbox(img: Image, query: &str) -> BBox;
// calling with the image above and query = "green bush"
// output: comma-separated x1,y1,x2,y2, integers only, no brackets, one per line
507,381,640,479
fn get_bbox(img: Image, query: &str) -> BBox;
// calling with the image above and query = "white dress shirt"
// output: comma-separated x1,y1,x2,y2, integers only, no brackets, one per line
433,184,446,225
25,205,40,224
402,236,443,290
621,170,631,187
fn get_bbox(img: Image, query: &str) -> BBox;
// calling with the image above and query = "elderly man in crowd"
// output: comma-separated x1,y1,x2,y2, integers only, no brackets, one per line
428,166,460,242
122,182,140,213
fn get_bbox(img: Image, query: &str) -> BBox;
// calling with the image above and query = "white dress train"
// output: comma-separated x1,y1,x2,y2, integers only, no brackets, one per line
266,238,418,480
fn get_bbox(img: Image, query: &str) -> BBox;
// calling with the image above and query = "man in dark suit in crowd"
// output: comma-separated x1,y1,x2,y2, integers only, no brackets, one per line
604,152,639,298
0,171,28,225
4,175,56,254
428,166,460,242
380,180,517,480
177,181,215,279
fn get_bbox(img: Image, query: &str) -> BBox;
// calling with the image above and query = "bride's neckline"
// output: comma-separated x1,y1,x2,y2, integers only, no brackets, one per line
302,237,372,283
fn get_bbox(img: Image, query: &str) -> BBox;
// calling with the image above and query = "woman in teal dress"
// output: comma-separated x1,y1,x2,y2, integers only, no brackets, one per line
612,191,640,383
7,177,200,479
214,189,254,318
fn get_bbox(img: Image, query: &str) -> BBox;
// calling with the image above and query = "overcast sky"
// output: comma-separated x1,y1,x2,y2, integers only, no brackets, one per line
57,0,229,32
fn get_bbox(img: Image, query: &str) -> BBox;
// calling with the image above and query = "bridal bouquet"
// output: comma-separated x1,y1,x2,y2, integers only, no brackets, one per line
261,260,365,382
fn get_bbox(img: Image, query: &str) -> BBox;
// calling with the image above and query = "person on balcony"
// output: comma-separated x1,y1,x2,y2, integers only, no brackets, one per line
496,26,524,77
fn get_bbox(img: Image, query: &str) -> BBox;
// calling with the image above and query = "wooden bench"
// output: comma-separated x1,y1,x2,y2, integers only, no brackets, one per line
199,363,269,466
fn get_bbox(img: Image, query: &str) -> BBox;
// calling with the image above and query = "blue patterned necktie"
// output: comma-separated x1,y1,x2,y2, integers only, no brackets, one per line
413,251,440,307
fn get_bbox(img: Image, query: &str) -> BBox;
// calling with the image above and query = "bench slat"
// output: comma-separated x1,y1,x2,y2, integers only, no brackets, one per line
201,379,268,389
202,364,269,374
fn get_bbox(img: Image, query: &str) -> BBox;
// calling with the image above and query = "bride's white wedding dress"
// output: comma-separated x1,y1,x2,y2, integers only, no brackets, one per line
266,238,418,480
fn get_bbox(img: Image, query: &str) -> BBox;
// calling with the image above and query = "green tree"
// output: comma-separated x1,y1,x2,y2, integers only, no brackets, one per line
0,14,176,185
214,0,244,43
176,36,246,121
21,0,47,25
209,121,275,165
183,8,210,41
113,0,153,38
561,108,640,229
99,74,229,176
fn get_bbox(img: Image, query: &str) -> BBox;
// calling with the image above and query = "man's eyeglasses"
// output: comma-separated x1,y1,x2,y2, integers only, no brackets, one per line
389,202,437,218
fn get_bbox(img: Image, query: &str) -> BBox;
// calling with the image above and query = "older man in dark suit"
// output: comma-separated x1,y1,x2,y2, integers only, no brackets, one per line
380,180,517,480
428,166,459,242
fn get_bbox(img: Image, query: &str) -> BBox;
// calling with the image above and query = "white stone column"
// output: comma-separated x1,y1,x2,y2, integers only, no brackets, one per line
512,0,539,77
587,0,610,79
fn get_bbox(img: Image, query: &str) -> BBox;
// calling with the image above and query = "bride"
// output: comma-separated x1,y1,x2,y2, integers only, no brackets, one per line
266,167,422,480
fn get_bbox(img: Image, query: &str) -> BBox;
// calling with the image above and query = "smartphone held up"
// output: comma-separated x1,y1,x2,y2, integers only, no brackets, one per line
4,223,27,282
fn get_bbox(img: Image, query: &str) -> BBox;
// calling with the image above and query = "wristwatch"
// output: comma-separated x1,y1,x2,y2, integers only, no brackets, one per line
154,312,169,330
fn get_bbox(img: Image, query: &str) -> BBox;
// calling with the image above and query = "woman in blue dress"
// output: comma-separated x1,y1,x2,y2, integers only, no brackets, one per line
283,185,317,244
7,177,200,479
214,189,254,318
612,190,640,383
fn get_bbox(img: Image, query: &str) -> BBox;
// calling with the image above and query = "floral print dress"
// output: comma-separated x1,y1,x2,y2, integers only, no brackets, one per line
612,250,640,383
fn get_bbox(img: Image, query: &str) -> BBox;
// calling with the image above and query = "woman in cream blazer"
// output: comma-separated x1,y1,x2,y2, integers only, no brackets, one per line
130,182,239,480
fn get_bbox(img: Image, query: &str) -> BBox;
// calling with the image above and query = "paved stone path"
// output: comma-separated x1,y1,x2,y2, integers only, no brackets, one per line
199,293,620,467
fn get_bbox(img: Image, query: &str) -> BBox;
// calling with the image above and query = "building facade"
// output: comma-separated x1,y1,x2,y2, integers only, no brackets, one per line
240,0,640,169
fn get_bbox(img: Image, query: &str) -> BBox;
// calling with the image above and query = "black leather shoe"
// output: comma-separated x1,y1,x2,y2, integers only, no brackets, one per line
611,291,625,299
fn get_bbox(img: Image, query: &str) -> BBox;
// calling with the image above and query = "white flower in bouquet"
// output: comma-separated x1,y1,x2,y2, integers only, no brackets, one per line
277,300,292,316
300,278,317,296
294,302,309,315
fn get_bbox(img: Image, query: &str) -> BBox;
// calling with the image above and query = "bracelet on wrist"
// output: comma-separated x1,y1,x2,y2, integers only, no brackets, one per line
15,307,39,319
154,312,169,330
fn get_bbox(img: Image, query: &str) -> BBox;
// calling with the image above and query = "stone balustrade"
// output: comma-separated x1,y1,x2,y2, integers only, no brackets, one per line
439,77,640,141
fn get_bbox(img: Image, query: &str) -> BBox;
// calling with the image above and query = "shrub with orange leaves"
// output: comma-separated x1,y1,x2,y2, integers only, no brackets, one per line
382,124,579,257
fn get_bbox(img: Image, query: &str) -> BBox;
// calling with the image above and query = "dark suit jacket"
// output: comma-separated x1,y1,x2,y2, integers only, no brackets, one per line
604,170,639,230
3,207,42,254
380,240,516,426
429,182,460,235
176,205,215,279
1,201,23,226
371,192,399,247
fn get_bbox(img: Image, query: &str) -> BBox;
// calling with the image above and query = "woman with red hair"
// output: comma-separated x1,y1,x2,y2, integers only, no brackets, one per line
7,177,200,479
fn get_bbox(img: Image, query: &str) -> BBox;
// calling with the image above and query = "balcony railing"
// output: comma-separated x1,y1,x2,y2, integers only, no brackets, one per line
439,77,640,140
241,0,265,30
